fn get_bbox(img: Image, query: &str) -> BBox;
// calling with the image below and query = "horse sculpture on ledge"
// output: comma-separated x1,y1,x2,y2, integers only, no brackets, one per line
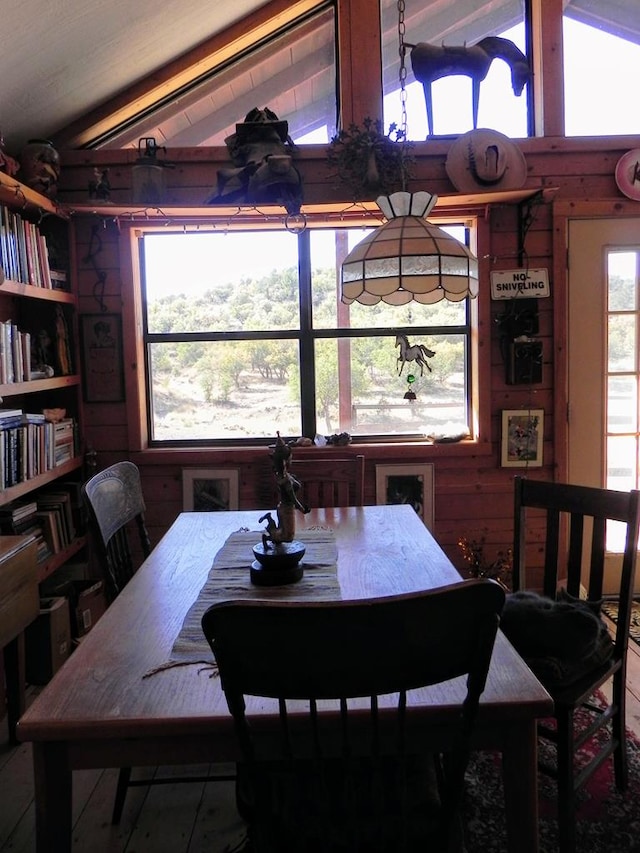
406,36,531,138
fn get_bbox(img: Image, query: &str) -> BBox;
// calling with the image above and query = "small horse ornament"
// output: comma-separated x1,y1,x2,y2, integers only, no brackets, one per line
406,36,531,137
395,333,436,376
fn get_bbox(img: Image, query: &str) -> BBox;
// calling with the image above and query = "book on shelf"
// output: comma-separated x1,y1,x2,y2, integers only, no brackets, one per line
49,268,68,290
0,323,32,384
36,509,61,554
0,497,38,523
1,320,14,383
37,490,75,544
0,202,54,287
0,408,23,420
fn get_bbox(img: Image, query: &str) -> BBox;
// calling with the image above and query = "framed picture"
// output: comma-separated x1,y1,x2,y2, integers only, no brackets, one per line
375,464,434,530
80,314,125,402
182,468,240,512
501,409,544,467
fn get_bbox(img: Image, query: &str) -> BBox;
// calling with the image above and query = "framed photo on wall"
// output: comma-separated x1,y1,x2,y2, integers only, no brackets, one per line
375,463,434,530
80,313,125,402
182,468,240,512
501,409,544,467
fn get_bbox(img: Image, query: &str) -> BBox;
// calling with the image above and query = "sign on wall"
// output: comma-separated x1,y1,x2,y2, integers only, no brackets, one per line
490,268,550,300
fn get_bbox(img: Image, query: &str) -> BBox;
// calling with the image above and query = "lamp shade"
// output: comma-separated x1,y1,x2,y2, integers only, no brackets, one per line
341,191,479,305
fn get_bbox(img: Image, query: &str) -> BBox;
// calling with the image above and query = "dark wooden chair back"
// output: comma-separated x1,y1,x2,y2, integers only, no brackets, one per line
202,579,505,852
290,454,365,508
82,461,151,602
512,475,640,853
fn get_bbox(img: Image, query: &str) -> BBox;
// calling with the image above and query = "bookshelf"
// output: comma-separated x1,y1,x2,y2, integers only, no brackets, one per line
0,175,86,584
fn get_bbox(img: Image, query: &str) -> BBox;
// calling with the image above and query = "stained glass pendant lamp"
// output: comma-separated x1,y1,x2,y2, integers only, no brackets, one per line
340,0,479,306
341,190,478,305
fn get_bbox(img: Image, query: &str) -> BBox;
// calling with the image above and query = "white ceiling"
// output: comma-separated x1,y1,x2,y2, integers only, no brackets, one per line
0,0,271,154
2,0,639,157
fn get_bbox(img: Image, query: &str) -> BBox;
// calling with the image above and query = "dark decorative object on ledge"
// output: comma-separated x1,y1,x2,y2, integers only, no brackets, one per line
88,167,111,202
209,107,303,217
132,137,174,205
406,36,531,138
326,117,412,200
252,433,310,586
0,129,19,176
18,138,60,197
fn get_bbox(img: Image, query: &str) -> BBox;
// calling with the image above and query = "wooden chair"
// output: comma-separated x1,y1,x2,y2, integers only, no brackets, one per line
201,579,505,853
82,461,152,603
512,476,640,853
82,461,235,824
290,454,365,508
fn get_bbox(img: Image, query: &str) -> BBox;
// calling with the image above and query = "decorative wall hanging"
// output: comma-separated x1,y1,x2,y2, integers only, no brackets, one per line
80,314,125,402
405,37,531,138
615,149,640,201
445,128,527,192
375,463,434,530
182,468,239,511
501,408,544,467
395,332,435,376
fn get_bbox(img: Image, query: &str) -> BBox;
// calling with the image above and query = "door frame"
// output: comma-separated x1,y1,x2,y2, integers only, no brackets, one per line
553,199,640,485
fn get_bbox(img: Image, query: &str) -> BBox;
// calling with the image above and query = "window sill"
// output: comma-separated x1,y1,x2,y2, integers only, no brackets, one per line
130,439,493,467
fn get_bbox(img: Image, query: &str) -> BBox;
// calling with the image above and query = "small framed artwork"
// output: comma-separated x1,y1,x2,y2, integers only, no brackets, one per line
182,468,240,512
501,409,544,467
375,463,434,530
80,313,125,402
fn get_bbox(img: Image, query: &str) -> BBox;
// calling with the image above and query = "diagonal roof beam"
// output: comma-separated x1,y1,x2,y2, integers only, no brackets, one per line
53,0,328,148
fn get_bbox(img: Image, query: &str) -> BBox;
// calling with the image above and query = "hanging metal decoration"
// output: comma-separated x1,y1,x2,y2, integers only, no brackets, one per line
395,333,435,375
403,373,417,402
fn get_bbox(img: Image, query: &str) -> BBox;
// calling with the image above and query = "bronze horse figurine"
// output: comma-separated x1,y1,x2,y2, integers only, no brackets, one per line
406,36,531,137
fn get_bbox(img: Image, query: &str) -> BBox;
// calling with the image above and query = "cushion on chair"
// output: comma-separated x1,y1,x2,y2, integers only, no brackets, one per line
500,590,614,690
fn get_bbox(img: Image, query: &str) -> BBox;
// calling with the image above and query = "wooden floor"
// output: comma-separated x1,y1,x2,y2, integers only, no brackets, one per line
3,633,640,853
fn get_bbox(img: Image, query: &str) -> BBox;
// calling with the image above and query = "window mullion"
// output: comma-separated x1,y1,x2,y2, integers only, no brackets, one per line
298,229,317,436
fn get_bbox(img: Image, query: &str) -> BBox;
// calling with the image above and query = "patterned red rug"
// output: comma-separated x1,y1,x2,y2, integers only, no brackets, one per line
464,704,640,852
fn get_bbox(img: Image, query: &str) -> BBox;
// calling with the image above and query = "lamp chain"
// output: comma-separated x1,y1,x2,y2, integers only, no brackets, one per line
397,0,408,191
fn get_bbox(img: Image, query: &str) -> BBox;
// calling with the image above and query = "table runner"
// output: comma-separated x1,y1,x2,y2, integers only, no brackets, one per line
145,527,339,676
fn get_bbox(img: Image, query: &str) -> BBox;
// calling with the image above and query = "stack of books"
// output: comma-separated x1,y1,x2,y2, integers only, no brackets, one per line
0,497,52,564
36,488,77,555
0,203,54,288
0,410,77,488
0,321,32,384
53,418,76,466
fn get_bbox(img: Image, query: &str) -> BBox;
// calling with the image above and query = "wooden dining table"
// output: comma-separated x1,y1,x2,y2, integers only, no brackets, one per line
17,504,552,852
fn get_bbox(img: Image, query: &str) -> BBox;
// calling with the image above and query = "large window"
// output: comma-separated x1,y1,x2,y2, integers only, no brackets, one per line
139,224,475,445
563,12,640,136
381,0,529,139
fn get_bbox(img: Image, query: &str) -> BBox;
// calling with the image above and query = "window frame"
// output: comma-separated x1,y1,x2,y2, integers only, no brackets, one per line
120,212,486,449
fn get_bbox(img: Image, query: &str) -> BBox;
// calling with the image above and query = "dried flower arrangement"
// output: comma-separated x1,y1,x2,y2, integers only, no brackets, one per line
458,535,513,590
326,118,413,199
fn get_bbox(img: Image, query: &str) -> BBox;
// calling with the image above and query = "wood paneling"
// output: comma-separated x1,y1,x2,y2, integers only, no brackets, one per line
60,138,631,580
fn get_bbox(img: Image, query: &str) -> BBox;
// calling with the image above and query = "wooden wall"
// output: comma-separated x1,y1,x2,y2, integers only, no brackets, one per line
58,135,640,583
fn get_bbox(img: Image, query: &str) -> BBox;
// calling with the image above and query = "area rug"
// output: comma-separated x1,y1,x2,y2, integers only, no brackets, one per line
601,600,640,647
463,704,640,853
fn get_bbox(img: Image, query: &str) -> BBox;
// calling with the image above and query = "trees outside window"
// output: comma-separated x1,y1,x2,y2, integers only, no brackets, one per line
140,226,474,445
